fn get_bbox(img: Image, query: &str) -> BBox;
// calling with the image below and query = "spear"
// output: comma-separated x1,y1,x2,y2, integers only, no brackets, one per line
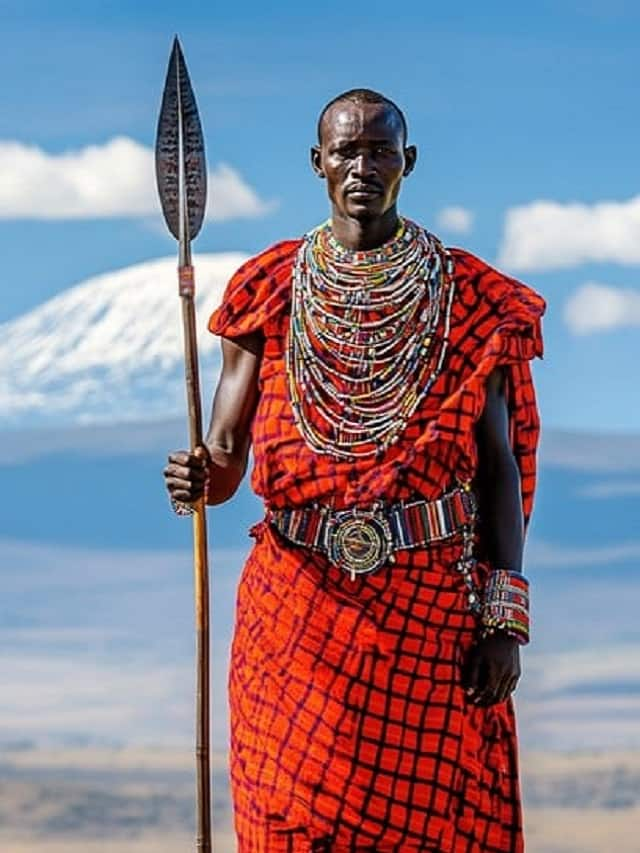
155,37,211,851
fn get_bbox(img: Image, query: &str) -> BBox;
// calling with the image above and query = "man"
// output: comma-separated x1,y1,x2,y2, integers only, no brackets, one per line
164,89,545,852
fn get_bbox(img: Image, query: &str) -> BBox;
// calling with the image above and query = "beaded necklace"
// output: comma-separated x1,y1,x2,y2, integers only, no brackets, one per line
286,217,455,459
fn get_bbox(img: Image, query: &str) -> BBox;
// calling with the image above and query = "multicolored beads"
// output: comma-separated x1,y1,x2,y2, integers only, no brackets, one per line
170,496,194,516
286,217,456,459
456,547,482,614
480,569,530,645
454,482,483,615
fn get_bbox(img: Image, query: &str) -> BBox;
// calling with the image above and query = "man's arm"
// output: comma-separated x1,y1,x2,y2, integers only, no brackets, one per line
475,366,524,572
462,366,524,706
163,331,263,506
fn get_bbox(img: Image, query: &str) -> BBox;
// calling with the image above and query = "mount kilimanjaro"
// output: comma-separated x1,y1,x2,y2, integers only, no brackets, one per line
0,253,247,429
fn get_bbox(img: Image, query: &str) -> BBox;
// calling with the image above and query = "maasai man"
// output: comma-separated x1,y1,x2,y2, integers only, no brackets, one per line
164,89,545,852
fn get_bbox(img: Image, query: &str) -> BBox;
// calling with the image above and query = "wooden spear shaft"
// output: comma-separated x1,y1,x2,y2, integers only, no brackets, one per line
179,263,212,852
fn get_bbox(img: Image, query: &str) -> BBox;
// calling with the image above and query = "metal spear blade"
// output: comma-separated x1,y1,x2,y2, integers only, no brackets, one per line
155,37,207,245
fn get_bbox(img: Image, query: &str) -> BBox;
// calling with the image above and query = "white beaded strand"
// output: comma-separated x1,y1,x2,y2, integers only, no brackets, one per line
286,218,456,459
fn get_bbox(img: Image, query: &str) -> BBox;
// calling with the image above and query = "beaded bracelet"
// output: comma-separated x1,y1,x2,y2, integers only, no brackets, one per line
170,496,195,516
480,569,530,645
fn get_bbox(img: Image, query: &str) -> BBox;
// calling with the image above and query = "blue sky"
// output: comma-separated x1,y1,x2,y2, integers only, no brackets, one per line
1,0,639,431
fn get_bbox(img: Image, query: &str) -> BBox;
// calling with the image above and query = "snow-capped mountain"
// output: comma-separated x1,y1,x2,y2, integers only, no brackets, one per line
0,253,248,428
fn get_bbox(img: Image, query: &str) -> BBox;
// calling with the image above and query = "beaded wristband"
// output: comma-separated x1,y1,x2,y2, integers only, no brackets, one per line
170,496,195,517
480,569,530,645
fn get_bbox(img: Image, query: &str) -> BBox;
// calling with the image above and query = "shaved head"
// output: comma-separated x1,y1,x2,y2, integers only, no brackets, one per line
317,88,408,145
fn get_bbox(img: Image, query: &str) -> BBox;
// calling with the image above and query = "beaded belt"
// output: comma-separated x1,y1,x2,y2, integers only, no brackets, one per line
267,486,477,581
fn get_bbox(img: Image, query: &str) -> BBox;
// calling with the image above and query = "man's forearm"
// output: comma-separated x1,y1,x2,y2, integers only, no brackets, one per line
204,443,248,505
200,334,261,506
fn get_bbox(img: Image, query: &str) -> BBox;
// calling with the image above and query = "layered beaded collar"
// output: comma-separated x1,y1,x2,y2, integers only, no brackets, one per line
286,217,455,460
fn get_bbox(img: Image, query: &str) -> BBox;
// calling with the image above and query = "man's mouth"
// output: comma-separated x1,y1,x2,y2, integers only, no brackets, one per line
347,185,382,197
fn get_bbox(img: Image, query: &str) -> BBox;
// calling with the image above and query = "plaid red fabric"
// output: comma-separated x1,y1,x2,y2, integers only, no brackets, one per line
208,237,545,852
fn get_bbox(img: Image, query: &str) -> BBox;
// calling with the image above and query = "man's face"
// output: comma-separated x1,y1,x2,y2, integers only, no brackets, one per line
312,101,415,222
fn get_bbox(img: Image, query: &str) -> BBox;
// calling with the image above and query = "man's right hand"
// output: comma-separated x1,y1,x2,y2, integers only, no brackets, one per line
164,333,262,508
163,446,210,504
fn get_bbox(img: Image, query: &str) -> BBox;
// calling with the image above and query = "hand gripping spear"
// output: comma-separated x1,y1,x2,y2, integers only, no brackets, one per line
155,38,212,852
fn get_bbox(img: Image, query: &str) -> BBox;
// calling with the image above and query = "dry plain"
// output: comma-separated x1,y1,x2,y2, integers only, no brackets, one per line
2,747,640,852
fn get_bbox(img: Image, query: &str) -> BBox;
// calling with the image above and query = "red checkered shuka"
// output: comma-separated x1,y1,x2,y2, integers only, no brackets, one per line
208,236,546,852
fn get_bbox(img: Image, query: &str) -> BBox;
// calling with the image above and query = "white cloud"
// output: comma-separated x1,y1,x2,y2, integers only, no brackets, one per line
564,282,640,334
207,162,274,221
436,205,474,235
498,195,640,271
0,137,273,221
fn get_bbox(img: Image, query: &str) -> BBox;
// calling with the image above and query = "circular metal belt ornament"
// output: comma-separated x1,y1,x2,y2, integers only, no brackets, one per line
328,510,393,581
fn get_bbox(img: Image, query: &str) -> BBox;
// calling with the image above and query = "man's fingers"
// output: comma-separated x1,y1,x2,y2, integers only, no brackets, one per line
472,660,504,706
472,680,496,706
193,445,210,464
167,489,203,503
168,450,192,466
167,449,209,469
474,665,521,705
163,447,209,508
164,476,205,501
506,674,520,699
464,649,484,699
164,463,206,482
169,490,194,503
494,671,513,704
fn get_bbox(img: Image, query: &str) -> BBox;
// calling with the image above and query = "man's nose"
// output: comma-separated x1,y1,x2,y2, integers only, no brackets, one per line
351,152,376,177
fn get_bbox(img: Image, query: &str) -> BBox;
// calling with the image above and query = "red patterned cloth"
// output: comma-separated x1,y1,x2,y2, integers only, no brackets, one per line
209,236,545,852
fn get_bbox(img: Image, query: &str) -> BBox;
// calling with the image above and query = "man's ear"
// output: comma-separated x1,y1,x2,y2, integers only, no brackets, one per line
310,145,325,178
403,145,417,176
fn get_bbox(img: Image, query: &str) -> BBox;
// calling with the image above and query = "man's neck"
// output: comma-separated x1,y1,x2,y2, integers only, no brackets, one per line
330,208,400,251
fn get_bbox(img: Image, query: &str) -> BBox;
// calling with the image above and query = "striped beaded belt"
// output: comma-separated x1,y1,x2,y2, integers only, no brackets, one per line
267,486,477,581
